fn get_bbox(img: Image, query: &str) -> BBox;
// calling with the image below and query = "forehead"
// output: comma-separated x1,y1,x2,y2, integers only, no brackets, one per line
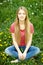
18,9,25,13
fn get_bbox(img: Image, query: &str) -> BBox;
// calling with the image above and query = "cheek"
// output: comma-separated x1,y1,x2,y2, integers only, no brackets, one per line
18,15,21,18
24,15,26,18
18,14,26,19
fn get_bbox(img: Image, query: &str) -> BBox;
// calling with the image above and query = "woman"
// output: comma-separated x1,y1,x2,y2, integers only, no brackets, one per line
5,6,40,63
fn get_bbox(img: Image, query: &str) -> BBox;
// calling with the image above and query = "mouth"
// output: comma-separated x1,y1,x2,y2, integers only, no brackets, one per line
20,17,24,18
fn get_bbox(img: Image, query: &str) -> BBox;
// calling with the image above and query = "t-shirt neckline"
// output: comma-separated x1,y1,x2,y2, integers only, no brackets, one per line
20,29,25,31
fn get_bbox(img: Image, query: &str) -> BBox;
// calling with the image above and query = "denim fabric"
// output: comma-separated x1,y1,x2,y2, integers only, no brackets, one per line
5,45,40,60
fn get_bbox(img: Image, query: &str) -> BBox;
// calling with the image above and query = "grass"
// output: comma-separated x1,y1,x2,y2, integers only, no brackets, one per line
0,0,43,65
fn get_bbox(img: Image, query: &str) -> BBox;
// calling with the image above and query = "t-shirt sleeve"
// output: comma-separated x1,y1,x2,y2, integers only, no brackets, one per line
30,23,34,34
9,23,15,33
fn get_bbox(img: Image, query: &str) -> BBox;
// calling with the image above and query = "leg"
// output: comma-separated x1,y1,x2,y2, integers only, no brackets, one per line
5,45,18,58
25,46,40,60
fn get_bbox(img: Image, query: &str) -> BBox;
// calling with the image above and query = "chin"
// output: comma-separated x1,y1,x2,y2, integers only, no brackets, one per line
20,19,25,21
21,19,24,21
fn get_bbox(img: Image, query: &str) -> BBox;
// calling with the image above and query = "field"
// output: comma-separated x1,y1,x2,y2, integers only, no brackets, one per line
0,0,43,65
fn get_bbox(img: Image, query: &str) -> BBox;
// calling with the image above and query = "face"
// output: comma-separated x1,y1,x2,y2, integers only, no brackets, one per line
18,9,26,21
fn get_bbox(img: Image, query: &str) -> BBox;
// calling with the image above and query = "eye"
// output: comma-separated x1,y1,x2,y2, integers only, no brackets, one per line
18,13,26,15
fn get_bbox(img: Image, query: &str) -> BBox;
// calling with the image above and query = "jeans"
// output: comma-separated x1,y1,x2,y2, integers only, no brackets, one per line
5,45,40,60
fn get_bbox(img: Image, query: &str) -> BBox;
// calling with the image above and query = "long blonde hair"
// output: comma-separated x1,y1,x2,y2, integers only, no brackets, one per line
14,6,31,45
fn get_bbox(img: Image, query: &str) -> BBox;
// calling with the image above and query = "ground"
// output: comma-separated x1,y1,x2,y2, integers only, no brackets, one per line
0,0,43,65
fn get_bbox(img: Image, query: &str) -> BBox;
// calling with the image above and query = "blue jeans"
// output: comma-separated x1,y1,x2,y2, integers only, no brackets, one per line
5,45,40,60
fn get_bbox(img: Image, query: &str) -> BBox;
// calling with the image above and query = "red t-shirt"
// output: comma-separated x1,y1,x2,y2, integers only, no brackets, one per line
9,22,34,46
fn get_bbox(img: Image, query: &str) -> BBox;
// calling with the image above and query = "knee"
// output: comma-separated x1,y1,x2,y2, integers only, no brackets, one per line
35,47,40,54
5,47,10,54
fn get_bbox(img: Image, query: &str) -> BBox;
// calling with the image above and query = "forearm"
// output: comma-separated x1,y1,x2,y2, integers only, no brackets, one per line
24,40,32,53
12,38,21,53
24,34,32,53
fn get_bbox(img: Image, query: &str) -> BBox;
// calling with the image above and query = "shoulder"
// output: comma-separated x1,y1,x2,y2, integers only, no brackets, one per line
11,22,15,27
30,22,34,34
9,22,15,33
30,22,34,27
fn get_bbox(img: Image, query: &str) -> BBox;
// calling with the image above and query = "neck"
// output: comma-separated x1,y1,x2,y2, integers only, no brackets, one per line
19,20,25,30
19,20,25,25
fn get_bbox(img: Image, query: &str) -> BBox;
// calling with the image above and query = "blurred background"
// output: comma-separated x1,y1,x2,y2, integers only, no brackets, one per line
0,0,43,65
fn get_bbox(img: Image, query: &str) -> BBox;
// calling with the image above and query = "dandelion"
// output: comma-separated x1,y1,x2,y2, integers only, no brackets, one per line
41,58,43,63
5,44,8,46
41,53,43,56
4,41,6,44
3,58,5,60
3,55,7,59
41,60,43,63
4,56,7,59
8,36,11,38
1,52,3,55
6,54,9,56
0,32,3,35
0,44,3,46
22,64,24,65
2,54,5,56
41,58,43,60
0,39,1,41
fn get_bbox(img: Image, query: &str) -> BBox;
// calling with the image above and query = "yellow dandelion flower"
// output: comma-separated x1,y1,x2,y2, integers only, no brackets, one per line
4,56,7,59
41,61,43,63
5,44,8,46
0,32,3,35
4,41,6,43
0,44,3,46
6,54,8,56
2,54,5,56
1,52,3,55
3,58,5,60
0,39,1,41
42,58,43,59
3,52,5,54
41,53,43,56
41,58,43,62
8,36,11,38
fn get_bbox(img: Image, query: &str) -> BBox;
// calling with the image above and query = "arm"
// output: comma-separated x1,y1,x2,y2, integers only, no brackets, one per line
21,34,33,60
24,33,33,53
11,33,24,60
11,33,21,53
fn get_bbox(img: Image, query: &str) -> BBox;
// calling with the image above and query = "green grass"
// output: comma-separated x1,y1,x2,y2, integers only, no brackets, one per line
0,0,43,65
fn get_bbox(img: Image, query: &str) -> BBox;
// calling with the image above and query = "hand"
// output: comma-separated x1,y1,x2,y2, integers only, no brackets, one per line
22,51,27,60
18,51,23,60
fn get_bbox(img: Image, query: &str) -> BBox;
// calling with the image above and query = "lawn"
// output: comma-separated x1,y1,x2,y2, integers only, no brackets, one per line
0,0,43,65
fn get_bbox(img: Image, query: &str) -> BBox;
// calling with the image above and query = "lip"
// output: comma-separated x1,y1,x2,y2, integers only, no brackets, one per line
20,17,24,18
